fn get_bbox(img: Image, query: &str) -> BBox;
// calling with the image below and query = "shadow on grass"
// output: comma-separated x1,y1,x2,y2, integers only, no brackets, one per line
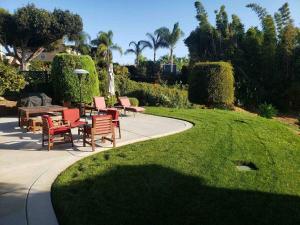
52,164,300,225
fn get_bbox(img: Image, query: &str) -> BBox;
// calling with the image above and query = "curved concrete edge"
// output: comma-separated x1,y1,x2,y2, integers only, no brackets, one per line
26,116,193,225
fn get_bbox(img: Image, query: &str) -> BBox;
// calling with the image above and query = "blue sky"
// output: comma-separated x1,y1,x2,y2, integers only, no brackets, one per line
2,0,300,65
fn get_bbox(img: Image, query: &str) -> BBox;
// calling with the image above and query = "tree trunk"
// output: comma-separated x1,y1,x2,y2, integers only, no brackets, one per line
170,48,174,73
154,50,156,63
20,50,28,71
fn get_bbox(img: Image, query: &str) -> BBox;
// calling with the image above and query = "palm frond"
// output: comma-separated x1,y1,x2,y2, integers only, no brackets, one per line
110,44,123,55
125,48,136,55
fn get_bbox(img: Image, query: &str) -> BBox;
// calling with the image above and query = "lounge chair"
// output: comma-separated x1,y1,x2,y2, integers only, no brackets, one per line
83,115,116,151
89,97,108,116
42,115,73,151
117,96,145,115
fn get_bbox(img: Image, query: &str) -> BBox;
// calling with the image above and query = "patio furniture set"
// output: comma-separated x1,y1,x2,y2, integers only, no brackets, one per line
18,96,145,151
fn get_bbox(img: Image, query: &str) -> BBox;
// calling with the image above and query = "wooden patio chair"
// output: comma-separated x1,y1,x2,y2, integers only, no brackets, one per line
42,115,73,151
62,108,87,136
83,115,116,151
107,109,121,138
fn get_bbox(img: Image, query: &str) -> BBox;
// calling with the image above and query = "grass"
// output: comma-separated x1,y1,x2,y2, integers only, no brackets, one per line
52,107,300,225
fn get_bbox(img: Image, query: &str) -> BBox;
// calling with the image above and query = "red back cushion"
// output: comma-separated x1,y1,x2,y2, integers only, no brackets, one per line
42,115,54,128
63,108,80,123
119,97,131,107
94,97,106,110
107,109,119,120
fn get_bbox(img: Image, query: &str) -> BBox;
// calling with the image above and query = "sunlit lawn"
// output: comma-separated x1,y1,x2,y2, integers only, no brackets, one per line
52,107,300,225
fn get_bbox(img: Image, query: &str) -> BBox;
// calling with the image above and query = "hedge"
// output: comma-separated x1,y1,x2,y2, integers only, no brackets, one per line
188,62,234,107
116,78,189,108
51,54,99,103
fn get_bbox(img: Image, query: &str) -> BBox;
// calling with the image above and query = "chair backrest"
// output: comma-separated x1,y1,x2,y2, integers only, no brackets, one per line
42,115,54,134
63,108,80,124
92,115,113,135
107,109,119,125
94,97,106,110
118,97,131,107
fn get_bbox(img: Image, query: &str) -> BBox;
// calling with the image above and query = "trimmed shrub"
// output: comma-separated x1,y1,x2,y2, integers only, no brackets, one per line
188,62,234,108
51,54,99,103
0,61,26,96
129,97,139,106
258,103,278,119
116,78,189,108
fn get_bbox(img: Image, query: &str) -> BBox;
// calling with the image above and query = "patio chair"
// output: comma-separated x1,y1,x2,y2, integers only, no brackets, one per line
42,115,73,151
117,96,145,115
107,109,121,138
83,115,116,151
62,108,87,136
90,97,108,116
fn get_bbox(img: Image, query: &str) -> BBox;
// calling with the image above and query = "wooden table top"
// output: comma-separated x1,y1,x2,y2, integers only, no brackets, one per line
18,105,67,113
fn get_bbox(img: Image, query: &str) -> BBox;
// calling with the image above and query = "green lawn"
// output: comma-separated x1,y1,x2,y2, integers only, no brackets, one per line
52,107,300,225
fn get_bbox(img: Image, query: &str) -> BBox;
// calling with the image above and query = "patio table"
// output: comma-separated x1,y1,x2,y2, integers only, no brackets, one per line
18,105,67,127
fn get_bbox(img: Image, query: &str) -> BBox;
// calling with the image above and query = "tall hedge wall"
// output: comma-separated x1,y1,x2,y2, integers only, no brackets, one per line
116,77,189,108
188,62,234,107
51,54,99,103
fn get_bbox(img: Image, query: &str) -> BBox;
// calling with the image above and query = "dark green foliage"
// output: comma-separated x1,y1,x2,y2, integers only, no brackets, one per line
0,4,82,70
185,1,300,111
258,103,278,118
0,61,26,96
129,97,139,106
117,78,189,108
51,54,99,103
188,62,234,107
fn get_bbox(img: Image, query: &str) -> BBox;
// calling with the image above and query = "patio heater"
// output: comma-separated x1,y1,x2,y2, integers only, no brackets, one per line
73,69,89,116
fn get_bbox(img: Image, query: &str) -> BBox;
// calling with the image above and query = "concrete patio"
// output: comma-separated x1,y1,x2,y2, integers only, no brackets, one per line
0,114,192,225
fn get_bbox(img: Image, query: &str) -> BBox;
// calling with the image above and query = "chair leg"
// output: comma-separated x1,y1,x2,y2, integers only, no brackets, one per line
91,134,95,151
48,135,51,151
83,132,86,147
69,130,74,147
118,123,121,139
112,130,116,148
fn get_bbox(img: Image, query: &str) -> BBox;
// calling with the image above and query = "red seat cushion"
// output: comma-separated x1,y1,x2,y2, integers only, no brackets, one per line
126,106,145,112
70,120,86,128
50,126,70,135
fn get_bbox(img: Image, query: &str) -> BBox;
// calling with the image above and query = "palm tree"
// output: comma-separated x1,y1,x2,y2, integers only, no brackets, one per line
125,41,150,66
74,31,91,55
91,30,122,65
143,32,168,62
156,22,184,72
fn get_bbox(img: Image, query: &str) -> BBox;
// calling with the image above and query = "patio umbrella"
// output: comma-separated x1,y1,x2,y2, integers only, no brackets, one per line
108,63,115,96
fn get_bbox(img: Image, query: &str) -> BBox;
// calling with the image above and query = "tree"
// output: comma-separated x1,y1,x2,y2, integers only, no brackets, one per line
156,22,184,72
125,41,150,66
72,31,91,55
0,4,83,70
91,30,122,67
143,32,167,62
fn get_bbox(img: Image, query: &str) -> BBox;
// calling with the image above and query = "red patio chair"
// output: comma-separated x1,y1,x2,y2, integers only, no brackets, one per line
42,115,73,151
83,115,116,151
90,97,108,116
62,108,87,136
117,96,145,115
107,109,121,138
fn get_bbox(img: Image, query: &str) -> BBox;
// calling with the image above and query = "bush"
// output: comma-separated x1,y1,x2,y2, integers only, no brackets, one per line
188,62,234,108
105,95,117,107
116,78,189,108
258,103,278,119
0,61,26,96
51,54,99,103
129,97,139,106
